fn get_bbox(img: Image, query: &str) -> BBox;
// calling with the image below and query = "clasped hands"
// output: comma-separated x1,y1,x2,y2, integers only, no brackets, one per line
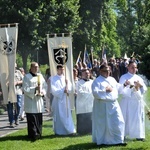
106,86,113,92
124,80,143,91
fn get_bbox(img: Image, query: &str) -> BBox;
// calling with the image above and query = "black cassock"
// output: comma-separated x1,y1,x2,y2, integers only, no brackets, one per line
26,113,42,140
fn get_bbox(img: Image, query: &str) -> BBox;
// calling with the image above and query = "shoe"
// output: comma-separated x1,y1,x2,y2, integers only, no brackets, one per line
115,143,127,146
136,138,145,141
15,120,19,125
34,134,41,140
9,123,14,128
20,117,24,121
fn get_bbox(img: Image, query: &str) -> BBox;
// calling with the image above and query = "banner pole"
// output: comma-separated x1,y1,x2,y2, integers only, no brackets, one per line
61,33,69,117
75,51,82,65
0,23,19,28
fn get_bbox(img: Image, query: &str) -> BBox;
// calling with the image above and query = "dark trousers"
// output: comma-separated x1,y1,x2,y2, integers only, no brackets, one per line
7,95,22,124
26,113,42,140
77,112,92,135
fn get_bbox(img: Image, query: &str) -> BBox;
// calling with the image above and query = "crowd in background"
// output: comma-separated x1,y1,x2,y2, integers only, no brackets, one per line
73,56,141,82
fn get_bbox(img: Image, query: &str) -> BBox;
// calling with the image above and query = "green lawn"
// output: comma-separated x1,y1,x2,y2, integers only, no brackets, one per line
0,88,150,150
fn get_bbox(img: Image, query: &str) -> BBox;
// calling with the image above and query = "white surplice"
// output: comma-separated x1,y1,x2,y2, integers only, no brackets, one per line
76,79,94,114
92,75,125,145
50,74,75,135
23,73,47,113
119,72,147,139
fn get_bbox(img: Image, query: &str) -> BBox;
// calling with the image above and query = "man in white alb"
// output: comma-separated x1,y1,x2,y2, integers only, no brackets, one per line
119,60,147,141
92,64,126,146
50,64,75,135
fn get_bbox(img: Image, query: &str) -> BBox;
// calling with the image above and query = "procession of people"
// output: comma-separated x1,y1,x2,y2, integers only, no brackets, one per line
0,24,148,147
0,53,148,146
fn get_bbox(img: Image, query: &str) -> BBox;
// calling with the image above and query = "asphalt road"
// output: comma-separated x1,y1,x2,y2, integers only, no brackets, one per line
0,111,51,137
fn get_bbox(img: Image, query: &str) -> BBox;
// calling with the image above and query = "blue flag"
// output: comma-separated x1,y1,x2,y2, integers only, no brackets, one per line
83,49,92,69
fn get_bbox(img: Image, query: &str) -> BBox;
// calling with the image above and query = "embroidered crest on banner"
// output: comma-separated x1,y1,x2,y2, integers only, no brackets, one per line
0,37,15,55
53,41,68,65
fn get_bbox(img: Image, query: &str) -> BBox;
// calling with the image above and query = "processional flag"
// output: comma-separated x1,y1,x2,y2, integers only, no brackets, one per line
75,51,82,65
102,46,107,64
83,45,92,69
0,23,18,104
47,33,74,109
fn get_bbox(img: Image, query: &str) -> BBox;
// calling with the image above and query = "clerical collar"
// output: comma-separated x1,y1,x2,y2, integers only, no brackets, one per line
57,74,64,78
82,78,89,82
128,72,134,76
30,71,37,77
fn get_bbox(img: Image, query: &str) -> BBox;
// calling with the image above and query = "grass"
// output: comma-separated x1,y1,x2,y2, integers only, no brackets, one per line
0,88,150,150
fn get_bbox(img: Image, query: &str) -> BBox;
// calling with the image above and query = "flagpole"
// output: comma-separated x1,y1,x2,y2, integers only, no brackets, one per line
101,44,104,59
75,51,82,65
61,33,69,117
83,44,86,64
63,49,69,118
0,23,19,28
90,46,93,68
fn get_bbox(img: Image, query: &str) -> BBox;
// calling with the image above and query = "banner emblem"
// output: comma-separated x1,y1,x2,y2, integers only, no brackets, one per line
53,41,68,65
0,37,15,55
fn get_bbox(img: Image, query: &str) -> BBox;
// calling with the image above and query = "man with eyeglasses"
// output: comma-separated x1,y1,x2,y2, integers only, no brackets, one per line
92,64,126,146
119,60,147,141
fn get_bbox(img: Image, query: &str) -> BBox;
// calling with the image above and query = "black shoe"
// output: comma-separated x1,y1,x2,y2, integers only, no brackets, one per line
9,123,14,128
136,138,145,141
15,120,19,125
20,117,24,121
115,142,127,146
34,134,41,140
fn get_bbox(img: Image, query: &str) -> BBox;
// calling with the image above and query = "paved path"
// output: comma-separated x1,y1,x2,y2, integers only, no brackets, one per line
0,111,51,137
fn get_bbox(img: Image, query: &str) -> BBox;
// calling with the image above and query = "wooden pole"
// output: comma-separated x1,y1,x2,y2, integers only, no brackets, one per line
0,23,18,28
75,51,82,65
60,34,69,117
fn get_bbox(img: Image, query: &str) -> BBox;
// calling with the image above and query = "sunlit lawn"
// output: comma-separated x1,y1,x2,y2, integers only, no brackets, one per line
0,88,150,150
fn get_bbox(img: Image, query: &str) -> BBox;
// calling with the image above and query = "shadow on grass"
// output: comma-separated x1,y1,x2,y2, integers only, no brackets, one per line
0,133,92,142
0,135,31,142
60,143,129,150
0,135,147,150
0,133,82,142
44,133,92,139
0,134,60,142
60,143,145,150
61,143,98,150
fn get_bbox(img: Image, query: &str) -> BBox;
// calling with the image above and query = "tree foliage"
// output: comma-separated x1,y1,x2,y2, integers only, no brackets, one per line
0,0,81,71
0,0,150,79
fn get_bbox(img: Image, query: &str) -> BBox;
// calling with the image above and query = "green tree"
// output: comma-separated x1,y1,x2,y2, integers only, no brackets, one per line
0,1,42,71
73,0,120,62
0,0,81,71
116,0,150,79
37,0,81,64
